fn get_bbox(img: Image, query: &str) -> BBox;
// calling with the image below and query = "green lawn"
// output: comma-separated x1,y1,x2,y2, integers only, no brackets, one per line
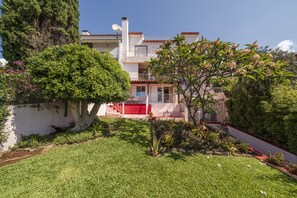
0,118,296,197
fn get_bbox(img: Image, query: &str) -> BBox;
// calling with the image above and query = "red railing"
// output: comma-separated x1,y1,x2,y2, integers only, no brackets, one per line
113,103,152,115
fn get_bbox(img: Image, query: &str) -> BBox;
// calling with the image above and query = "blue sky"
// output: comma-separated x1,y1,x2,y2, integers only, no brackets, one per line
80,0,297,50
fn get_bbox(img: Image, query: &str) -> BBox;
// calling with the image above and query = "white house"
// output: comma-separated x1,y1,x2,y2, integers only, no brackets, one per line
81,17,226,121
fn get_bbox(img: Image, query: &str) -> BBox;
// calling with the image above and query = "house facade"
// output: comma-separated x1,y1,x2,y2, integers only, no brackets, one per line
81,17,226,122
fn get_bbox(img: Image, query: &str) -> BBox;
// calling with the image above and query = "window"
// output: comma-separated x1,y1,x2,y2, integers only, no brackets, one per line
82,43,93,48
136,86,146,96
135,45,148,56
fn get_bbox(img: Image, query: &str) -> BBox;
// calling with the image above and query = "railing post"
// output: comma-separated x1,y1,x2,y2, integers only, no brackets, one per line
122,102,125,117
146,95,149,116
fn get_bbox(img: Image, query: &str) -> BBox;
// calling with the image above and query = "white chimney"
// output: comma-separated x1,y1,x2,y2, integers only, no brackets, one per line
122,17,129,57
82,30,91,35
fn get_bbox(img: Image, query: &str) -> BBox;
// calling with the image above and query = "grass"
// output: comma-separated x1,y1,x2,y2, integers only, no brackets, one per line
0,118,296,197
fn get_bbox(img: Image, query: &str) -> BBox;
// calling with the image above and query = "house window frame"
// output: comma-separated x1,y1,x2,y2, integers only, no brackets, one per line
135,45,148,56
136,86,146,96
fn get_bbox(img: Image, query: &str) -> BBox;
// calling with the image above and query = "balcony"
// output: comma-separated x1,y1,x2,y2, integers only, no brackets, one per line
138,73,157,81
123,50,157,63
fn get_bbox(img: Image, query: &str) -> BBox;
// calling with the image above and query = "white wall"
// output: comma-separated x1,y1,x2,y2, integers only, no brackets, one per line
88,103,106,116
1,102,73,151
123,63,138,80
228,125,297,163
129,35,143,51
1,102,107,152
183,35,199,43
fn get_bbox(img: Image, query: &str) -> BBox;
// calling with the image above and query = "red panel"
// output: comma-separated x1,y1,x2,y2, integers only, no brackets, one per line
112,104,151,115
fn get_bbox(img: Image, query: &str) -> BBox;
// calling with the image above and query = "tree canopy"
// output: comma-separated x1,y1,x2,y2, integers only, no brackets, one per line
27,44,131,131
0,0,80,63
149,36,287,125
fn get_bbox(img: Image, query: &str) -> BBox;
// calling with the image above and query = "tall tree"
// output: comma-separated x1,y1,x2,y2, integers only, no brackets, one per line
150,36,285,126
0,0,79,63
27,44,131,131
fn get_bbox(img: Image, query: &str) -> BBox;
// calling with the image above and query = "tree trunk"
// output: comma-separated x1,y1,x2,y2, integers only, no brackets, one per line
68,101,101,131
189,113,197,127
201,104,206,122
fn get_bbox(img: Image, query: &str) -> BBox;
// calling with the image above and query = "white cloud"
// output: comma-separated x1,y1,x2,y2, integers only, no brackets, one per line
276,40,296,52
0,58,7,67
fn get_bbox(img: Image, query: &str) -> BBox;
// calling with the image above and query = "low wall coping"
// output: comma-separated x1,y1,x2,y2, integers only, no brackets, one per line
227,125,297,164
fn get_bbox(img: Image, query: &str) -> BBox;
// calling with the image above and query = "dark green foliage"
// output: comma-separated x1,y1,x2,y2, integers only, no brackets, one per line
0,0,80,63
228,83,297,153
150,119,174,156
288,163,297,175
52,130,99,145
16,134,51,148
0,105,9,144
220,137,238,154
150,120,246,155
27,44,130,131
14,122,110,148
238,142,249,153
226,47,297,153
0,71,10,144
266,152,285,166
263,85,297,152
226,79,272,135
27,44,130,103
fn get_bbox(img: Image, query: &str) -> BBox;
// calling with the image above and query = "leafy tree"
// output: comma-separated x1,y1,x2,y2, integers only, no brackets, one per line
149,36,283,126
0,69,10,144
262,85,297,153
259,46,297,84
27,44,131,131
0,0,80,63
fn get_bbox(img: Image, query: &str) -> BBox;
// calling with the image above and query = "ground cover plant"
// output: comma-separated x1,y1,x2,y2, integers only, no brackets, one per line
13,119,114,149
0,118,296,197
149,119,252,157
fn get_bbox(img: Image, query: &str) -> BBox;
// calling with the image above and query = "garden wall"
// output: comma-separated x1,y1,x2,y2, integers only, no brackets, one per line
227,125,297,163
1,102,106,152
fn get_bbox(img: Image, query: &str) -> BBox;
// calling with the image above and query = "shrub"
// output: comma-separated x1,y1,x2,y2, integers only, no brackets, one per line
15,134,50,148
238,142,249,153
163,134,174,149
205,132,220,146
0,105,9,144
220,137,237,154
266,152,285,166
172,121,192,147
150,120,173,156
288,163,297,175
14,123,105,148
53,130,99,145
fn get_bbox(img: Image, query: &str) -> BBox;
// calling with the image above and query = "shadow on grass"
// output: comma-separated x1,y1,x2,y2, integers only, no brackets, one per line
254,172,297,195
165,151,194,161
97,118,196,161
110,118,151,148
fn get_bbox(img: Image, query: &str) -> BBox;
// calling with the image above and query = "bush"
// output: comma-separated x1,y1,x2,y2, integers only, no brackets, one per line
237,142,249,153
0,105,9,144
172,121,192,147
163,134,174,149
288,163,297,175
227,84,297,154
14,122,105,148
15,134,51,148
220,137,237,154
53,130,98,145
266,152,285,166
150,120,174,156
205,132,220,146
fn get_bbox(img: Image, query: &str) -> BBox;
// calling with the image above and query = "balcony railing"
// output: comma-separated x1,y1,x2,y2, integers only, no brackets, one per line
126,50,157,58
138,73,157,81
126,93,175,104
